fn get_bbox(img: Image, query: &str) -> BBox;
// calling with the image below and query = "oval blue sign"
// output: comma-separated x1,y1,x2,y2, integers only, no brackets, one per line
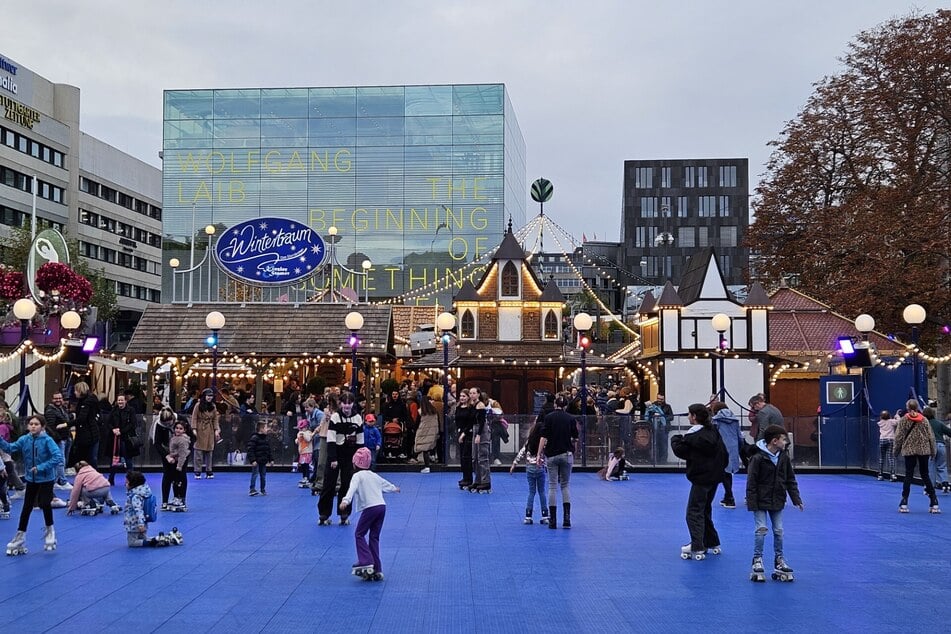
214,217,325,286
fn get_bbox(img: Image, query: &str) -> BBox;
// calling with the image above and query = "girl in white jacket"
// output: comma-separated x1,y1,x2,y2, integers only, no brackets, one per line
340,447,399,581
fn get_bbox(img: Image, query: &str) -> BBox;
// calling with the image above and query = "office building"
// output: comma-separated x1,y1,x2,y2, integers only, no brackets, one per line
0,52,163,346
620,158,749,286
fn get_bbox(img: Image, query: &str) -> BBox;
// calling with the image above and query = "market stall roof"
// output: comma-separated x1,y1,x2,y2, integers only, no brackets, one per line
124,303,392,358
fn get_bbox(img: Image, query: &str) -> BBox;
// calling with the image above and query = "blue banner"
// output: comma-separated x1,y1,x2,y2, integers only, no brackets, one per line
214,217,325,286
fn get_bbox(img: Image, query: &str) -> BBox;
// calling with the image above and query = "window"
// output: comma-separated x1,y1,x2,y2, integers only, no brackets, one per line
684,166,695,187
697,166,708,187
719,226,737,247
718,196,730,216
661,167,671,188
660,197,671,217
501,261,519,296
635,226,658,247
678,227,695,247
460,309,476,338
720,255,732,274
677,196,689,217
698,196,716,217
698,227,709,247
719,165,737,187
640,197,657,218
544,310,559,339
634,167,652,188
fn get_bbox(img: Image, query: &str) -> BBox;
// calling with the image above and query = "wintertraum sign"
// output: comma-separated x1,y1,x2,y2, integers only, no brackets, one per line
214,218,326,286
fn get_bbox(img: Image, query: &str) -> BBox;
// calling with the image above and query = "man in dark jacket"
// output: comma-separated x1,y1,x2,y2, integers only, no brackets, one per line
109,394,140,484
746,424,803,581
671,403,728,559
45,392,71,489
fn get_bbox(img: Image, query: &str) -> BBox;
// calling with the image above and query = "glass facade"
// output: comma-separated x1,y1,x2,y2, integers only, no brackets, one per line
162,84,526,302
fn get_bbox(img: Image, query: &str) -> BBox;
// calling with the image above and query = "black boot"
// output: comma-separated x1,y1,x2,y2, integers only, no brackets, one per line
548,506,557,529
562,503,571,529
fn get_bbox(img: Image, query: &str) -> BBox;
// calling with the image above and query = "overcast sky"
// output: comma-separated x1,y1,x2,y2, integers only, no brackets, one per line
4,1,942,242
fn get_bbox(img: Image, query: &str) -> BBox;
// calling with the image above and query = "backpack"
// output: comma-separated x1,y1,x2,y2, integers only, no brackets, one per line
143,492,158,523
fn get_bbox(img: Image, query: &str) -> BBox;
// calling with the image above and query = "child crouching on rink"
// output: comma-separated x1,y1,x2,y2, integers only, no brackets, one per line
67,461,121,515
340,447,399,581
124,471,181,547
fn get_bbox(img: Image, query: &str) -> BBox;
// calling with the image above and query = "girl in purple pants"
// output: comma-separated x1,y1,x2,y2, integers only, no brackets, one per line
339,447,399,581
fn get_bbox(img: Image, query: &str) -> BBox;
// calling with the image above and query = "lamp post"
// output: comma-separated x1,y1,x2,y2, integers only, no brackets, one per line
437,311,456,466
573,312,593,467
327,226,339,302
855,314,875,341
854,313,876,449
345,311,364,394
204,225,216,301
169,258,180,303
205,310,226,391
903,303,927,401
362,259,372,303
712,313,731,401
13,298,37,418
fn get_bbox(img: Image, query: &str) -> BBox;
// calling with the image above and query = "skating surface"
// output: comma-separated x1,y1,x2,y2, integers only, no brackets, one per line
1,472,949,632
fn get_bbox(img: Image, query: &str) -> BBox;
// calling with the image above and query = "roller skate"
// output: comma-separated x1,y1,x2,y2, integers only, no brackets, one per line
943,482,950,494
6,530,27,556
43,526,56,551
458,480,472,490
618,474,629,481
472,483,492,494
771,555,794,582
680,544,705,560
339,515,351,526
168,498,187,512
876,473,884,481
109,504,122,515
166,527,184,545
540,510,550,525
0,508,9,520
150,533,171,547
368,571,384,581
929,495,941,514
80,502,103,516
318,516,332,526
708,545,722,555
890,474,899,482
351,563,374,578
899,497,909,513
523,510,533,525
750,555,766,582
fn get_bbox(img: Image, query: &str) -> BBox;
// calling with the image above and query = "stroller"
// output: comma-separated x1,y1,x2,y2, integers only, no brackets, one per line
382,419,404,460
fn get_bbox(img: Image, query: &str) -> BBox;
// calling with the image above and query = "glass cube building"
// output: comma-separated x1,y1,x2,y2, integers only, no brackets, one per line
162,84,526,302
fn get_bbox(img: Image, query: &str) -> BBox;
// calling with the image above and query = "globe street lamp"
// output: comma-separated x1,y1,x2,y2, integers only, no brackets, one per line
362,259,372,303
204,225,216,299
436,311,456,465
169,258,180,303
345,311,364,394
903,303,927,401
13,298,37,418
60,310,81,336
573,312,593,466
326,226,340,302
855,314,875,341
712,313,731,401
205,310,226,391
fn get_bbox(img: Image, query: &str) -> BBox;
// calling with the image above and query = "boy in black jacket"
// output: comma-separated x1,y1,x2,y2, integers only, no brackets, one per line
671,403,728,561
746,425,804,582
247,422,273,496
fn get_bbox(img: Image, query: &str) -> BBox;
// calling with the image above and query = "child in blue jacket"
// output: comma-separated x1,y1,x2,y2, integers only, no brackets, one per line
0,415,63,555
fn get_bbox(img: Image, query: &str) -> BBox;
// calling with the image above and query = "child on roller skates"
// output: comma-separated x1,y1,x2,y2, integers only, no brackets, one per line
746,425,804,582
296,420,314,487
66,461,120,515
247,421,274,496
877,410,898,481
598,447,633,481
340,447,399,581
123,471,181,547
1,415,63,555
511,420,549,524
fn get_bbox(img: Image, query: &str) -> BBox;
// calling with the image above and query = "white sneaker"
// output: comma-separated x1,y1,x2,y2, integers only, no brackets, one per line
492,459,502,466
55,482,73,491
50,497,68,508
420,467,431,474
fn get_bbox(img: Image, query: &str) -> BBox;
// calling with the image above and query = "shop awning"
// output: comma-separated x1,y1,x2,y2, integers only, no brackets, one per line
89,356,148,373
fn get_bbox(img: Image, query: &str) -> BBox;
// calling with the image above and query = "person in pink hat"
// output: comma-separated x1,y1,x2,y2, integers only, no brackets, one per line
340,447,400,581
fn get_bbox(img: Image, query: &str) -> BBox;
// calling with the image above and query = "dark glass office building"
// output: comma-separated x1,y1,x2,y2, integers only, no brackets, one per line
162,84,526,302
620,158,749,286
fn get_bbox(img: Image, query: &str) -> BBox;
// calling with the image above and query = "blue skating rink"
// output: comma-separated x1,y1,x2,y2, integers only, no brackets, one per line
2,470,948,633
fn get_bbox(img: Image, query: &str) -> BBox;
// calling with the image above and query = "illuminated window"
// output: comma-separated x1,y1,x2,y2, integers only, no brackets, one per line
461,309,476,338
501,261,519,296
544,310,559,339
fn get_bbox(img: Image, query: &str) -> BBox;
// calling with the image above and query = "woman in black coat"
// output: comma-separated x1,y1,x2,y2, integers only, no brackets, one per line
108,393,141,484
70,381,101,469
